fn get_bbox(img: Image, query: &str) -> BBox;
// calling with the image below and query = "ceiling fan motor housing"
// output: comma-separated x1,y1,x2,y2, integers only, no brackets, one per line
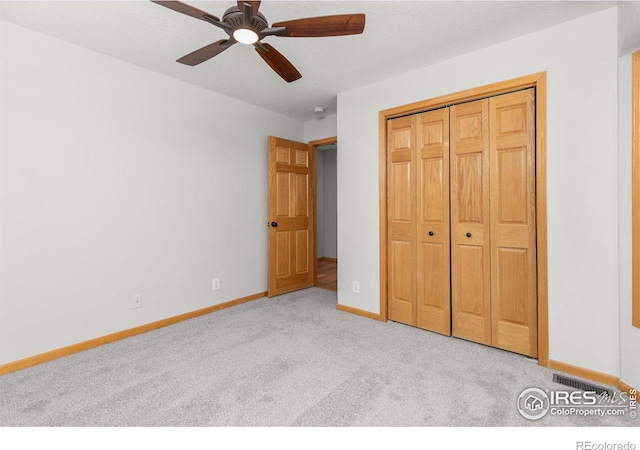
222,6,268,33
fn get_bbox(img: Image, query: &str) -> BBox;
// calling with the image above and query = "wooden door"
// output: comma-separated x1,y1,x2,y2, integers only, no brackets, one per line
387,116,416,325
416,108,451,335
387,109,451,335
489,89,537,357
450,99,492,346
385,90,536,356
267,136,316,297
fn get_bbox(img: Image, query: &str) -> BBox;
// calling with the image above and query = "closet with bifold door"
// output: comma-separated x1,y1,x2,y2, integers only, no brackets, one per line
386,88,537,357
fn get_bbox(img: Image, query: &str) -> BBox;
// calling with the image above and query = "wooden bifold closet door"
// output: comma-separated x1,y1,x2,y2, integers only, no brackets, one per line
489,89,537,357
387,89,537,357
387,108,451,335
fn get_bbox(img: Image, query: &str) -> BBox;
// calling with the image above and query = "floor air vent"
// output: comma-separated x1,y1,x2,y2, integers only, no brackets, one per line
552,373,614,397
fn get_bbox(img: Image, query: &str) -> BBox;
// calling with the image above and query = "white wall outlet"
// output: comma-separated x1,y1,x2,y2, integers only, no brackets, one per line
212,278,220,291
132,294,142,309
352,281,360,294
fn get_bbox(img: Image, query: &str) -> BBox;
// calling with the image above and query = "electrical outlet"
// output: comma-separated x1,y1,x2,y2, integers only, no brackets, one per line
352,281,360,294
212,278,220,291
132,294,142,309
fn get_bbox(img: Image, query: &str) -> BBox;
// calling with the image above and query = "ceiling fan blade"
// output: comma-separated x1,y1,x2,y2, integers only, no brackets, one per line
152,1,219,22
177,39,235,66
271,14,365,37
237,1,261,16
255,43,302,83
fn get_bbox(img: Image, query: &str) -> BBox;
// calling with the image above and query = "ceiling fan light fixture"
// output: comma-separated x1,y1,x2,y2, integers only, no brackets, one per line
233,28,259,44
153,1,366,83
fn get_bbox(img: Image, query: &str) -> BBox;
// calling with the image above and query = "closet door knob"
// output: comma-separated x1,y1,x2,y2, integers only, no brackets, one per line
428,231,434,236
271,221,278,227
466,232,472,238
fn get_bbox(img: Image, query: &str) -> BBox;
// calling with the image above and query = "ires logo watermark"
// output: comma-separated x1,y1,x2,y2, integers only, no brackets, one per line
517,387,637,420
517,388,549,420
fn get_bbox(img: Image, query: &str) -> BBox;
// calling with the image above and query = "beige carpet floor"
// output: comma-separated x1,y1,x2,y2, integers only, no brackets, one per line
0,287,636,427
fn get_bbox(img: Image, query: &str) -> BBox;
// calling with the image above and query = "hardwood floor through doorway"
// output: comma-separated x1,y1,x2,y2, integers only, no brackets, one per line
316,258,337,291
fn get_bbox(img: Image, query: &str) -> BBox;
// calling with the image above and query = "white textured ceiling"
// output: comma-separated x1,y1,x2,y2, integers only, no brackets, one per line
0,0,621,121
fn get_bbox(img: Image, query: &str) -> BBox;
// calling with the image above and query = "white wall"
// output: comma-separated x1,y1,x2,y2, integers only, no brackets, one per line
304,113,337,142
618,52,640,390
337,8,624,377
0,20,303,365
618,1,640,55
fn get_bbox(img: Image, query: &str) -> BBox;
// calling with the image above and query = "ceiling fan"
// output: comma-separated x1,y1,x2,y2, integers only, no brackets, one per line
152,1,366,83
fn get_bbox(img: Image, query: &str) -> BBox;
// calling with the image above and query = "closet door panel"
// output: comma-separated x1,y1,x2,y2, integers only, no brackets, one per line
454,244,488,342
451,99,492,346
490,89,537,357
389,240,414,324
387,116,416,326
416,109,451,335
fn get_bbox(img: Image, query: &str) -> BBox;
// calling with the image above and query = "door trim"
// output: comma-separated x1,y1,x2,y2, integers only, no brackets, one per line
309,136,337,147
378,72,549,366
632,49,640,328
309,136,337,288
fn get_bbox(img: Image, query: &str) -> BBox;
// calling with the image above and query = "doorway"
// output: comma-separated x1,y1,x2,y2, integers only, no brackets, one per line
266,136,337,297
313,139,338,291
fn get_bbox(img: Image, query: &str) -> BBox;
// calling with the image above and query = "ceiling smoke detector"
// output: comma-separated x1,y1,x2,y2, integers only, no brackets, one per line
313,107,325,114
